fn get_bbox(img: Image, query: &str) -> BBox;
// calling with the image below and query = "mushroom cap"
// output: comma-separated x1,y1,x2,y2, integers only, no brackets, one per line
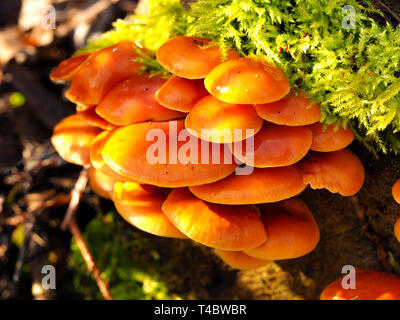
88,166,119,200
96,74,185,126
50,52,91,81
298,149,365,196
185,95,263,143
320,269,400,300
392,179,400,204
204,57,290,104
229,123,312,167
254,92,321,126
308,122,354,152
66,41,146,105
244,198,320,260
155,76,208,112
395,217,400,243
161,188,267,250
90,131,132,181
101,120,237,187
113,181,187,239
78,109,117,130
189,166,306,205
214,249,269,270
76,103,95,112
51,113,102,166
156,36,240,79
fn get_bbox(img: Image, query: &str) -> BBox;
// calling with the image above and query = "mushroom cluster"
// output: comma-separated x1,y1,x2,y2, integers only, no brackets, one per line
50,36,365,270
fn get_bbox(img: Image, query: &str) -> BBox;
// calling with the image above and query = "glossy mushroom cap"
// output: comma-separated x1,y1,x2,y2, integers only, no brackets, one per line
51,113,102,166
229,123,312,167
308,122,354,152
162,188,267,250
156,36,240,79
88,166,119,200
254,92,321,126
189,166,306,205
78,109,116,130
395,217,400,243
155,76,208,112
113,181,187,239
298,149,365,196
392,179,400,204
101,120,237,187
96,74,184,126
50,52,91,81
244,199,320,260
66,41,146,105
204,57,290,104
321,269,400,300
185,95,263,143
214,249,269,270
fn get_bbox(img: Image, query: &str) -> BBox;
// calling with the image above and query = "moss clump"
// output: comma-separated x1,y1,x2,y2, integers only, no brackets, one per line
79,0,400,155
69,212,181,300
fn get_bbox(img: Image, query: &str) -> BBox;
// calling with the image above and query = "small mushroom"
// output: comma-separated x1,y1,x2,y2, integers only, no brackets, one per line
204,57,290,104
156,36,240,79
78,109,117,130
229,123,313,167
189,166,306,205
66,41,147,105
298,149,365,196
185,95,263,143
244,199,320,260
101,120,237,187
51,113,102,166
96,74,185,126
155,76,208,112
50,52,92,81
308,122,354,152
88,166,119,200
161,188,267,250
320,269,400,300
214,249,270,270
254,91,321,126
113,181,187,239
392,179,400,204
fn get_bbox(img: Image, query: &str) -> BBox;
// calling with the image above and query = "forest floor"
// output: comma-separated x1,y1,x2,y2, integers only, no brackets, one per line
0,0,399,300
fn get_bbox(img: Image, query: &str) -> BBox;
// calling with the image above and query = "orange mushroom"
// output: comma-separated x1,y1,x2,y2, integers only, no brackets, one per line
204,57,290,104
101,120,238,187
394,217,400,242
88,166,119,200
66,41,147,105
392,179,400,204
244,198,320,260
320,269,400,300
78,109,117,130
308,122,354,152
90,131,131,181
214,249,269,270
113,181,187,239
185,95,263,143
189,166,306,205
298,149,365,196
50,52,92,81
229,123,312,167
161,188,267,250
156,36,240,79
155,76,208,112
51,113,102,166
254,91,321,126
96,74,185,126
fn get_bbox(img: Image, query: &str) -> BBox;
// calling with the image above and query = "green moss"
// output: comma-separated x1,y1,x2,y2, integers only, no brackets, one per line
79,0,400,154
69,212,181,300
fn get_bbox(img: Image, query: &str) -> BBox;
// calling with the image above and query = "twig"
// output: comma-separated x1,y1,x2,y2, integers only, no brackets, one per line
69,218,113,300
375,0,400,23
12,218,34,283
60,166,89,230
